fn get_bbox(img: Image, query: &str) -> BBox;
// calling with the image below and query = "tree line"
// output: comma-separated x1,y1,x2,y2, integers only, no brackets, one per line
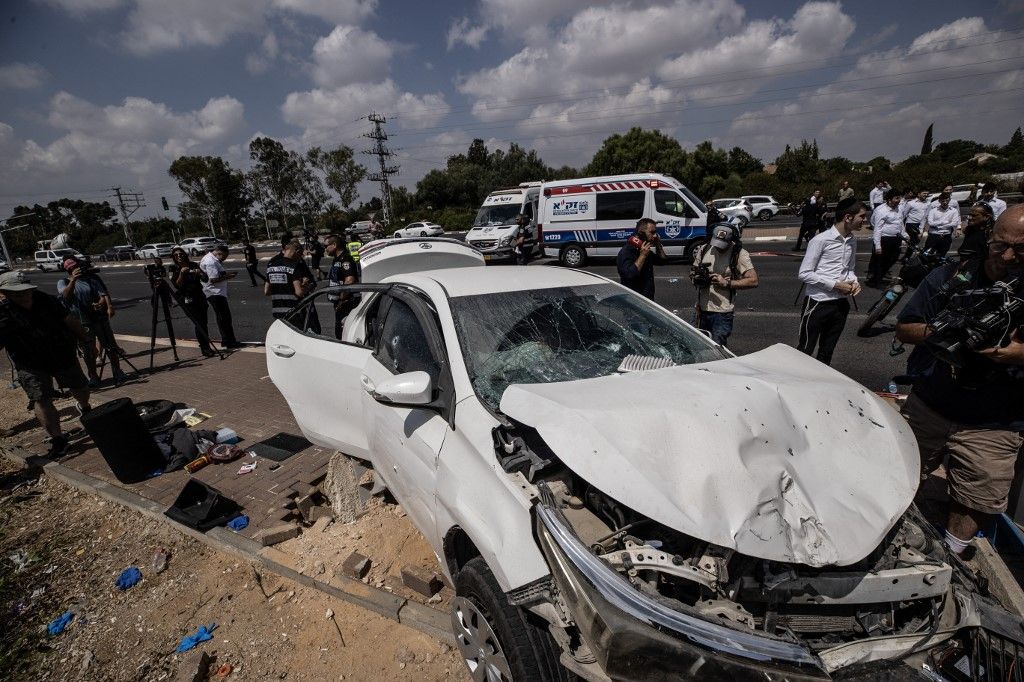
3,124,1020,258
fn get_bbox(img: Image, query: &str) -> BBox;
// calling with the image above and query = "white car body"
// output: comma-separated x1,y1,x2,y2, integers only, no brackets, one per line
266,238,1022,681
927,183,984,205
466,183,541,264
741,195,782,221
392,221,444,238
711,198,753,226
136,242,176,259
34,248,88,271
178,236,225,256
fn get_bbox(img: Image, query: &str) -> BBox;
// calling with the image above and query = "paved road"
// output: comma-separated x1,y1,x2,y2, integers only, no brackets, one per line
27,235,920,393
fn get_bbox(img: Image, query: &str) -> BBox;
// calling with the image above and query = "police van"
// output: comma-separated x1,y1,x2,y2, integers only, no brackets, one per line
538,173,708,267
465,182,541,263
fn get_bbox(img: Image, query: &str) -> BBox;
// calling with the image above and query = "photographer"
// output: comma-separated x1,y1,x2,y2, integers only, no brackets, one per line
690,224,758,347
168,247,215,357
57,257,125,385
616,217,666,300
895,204,1024,557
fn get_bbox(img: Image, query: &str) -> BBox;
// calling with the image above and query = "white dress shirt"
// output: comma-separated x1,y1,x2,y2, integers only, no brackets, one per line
902,198,929,224
798,226,858,301
928,197,959,212
871,204,906,250
869,187,884,206
924,205,960,235
200,251,228,298
986,196,1007,220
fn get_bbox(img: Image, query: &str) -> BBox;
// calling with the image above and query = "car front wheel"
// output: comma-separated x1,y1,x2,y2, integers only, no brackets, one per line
559,244,586,268
452,557,570,682
758,209,773,221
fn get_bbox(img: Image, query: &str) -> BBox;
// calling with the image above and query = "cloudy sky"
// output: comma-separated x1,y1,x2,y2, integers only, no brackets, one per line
1,0,1023,217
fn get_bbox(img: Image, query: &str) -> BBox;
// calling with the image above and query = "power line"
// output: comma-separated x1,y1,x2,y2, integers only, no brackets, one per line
362,113,400,225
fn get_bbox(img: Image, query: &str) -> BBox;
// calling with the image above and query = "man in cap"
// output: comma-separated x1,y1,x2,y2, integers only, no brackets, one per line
56,256,124,385
690,223,758,346
0,270,92,457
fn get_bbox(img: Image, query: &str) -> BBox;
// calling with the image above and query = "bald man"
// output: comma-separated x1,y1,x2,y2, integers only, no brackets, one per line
895,204,1024,557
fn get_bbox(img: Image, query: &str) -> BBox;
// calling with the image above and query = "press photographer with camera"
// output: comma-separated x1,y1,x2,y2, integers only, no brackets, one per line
617,217,666,300
895,204,1024,557
690,224,757,347
168,247,215,357
57,256,125,386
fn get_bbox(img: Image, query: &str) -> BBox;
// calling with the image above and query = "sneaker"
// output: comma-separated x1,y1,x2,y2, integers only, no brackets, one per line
46,435,69,459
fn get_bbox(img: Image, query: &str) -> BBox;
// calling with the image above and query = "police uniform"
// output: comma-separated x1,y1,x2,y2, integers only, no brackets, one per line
327,250,359,339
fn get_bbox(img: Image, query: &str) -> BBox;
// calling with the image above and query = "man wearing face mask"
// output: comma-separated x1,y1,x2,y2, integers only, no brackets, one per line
689,224,757,347
616,217,666,300
895,204,1024,558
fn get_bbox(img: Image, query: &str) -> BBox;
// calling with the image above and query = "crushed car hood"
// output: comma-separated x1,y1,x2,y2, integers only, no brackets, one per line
499,344,920,567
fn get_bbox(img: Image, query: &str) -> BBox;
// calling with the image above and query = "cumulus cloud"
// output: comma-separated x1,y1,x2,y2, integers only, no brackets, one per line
246,32,280,75
281,80,448,147
311,25,393,87
121,0,264,55
270,0,376,25
17,92,245,178
446,17,488,50
35,0,123,14
0,62,49,89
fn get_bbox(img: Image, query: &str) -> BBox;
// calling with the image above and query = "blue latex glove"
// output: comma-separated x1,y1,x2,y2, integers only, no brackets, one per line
48,611,74,636
116,567,142,591
176,623,216,653
226,515,249,532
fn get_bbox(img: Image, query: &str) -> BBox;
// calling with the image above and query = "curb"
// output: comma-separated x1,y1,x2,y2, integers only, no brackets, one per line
0,443,456,646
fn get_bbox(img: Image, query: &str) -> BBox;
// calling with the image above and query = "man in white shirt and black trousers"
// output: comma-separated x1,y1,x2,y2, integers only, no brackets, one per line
922,192,960,257
796,197,865,366
867,188,907,288
902,188,930,251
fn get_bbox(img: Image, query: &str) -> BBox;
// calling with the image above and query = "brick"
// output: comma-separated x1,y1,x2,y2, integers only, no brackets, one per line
288,481,317,498
258,523,300,547
311,515,333,534
341,551,371,579
401,565,443,597
308,506,334,525
174,650,210,682
295,492,316,521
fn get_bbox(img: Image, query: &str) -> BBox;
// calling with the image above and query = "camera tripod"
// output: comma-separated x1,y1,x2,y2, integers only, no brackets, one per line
148,276,223,369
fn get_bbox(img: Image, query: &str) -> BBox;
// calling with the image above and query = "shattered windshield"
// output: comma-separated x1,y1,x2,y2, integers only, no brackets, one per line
473,204,521,227
450,284,728,410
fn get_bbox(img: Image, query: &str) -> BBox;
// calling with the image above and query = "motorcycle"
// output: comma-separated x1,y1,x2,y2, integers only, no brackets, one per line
856,242,952,336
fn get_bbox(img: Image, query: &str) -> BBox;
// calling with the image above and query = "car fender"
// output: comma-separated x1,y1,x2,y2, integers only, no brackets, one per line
434,396,550,591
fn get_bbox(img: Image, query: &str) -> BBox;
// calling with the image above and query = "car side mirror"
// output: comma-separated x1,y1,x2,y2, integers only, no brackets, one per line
362,371,433,406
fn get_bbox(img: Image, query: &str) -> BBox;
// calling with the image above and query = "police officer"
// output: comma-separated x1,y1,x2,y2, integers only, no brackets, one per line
241,237,266,287
513,213,531,265
616,218,665,300
324,235,359,338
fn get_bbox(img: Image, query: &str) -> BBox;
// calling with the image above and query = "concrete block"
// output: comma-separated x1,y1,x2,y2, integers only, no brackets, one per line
259,523,300,547
321,451,365,523
308,506,335,525
401,565,443,597
295,493,316,521
341,551,371,579
174,650,210,682
971,537,1024,618
311,515,333,534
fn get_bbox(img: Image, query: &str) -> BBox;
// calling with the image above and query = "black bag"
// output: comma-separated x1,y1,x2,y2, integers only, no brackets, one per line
164,479,241,531
80,398,166,484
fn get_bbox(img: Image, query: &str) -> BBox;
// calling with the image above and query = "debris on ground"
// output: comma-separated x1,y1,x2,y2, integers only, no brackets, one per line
115,566,142,591
176,623,216,653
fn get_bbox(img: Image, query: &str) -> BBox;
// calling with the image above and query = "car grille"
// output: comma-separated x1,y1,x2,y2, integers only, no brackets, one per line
471,239,498,250
945,628,1024,681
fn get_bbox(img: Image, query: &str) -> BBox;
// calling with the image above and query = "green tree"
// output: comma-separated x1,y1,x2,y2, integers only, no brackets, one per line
168,156,250,237
248,136,302,230
584,127,688,179
307,145,367,209
774,140,820,185
727,147,763,176
921,123,934,155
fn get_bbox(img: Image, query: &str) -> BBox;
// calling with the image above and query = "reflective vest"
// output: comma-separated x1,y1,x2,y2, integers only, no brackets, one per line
347,242,361,262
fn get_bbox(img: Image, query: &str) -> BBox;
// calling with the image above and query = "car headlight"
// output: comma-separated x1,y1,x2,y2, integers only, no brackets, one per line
498,235,511,247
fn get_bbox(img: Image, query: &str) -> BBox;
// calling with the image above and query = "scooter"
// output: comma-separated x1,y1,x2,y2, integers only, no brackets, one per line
856,242,951,336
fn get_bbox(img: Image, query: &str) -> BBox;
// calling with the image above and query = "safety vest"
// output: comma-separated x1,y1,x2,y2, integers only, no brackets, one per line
347,242,361,262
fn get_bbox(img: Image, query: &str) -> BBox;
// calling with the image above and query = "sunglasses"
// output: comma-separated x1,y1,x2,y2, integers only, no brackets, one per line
988,240,1024,256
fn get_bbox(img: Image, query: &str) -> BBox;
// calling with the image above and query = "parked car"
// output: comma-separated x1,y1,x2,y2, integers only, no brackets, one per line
709,198,753,227
35,248,90,271
178,236,225,256
392,221,444,238
740,195,782,221
136,242,176,259
266,238,1024,681
102,245,137,262
928,183,984,205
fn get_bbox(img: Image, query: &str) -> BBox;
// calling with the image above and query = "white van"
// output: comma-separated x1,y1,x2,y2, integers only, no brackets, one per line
34,248,88,272
538,173,708,267
465,182,541,263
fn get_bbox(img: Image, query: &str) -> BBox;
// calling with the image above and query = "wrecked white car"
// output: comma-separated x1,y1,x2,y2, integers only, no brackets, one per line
267,238,1024,681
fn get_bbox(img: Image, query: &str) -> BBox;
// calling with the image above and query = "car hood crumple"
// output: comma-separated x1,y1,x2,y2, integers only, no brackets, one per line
499,344,920,568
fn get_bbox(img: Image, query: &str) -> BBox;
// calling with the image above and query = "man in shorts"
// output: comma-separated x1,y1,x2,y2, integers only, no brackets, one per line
0,270,92,457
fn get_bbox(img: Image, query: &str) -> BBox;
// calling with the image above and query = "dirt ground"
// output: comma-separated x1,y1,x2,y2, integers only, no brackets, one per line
0,386,467,681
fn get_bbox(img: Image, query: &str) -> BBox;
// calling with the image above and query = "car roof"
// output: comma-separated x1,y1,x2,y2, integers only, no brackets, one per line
401,265,609,298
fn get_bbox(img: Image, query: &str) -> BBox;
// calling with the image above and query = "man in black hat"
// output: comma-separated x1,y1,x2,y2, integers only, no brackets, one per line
0,270,92,456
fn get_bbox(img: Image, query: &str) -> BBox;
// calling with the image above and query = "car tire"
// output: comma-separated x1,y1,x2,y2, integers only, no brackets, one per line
452,557,570,682
420,231,428,237
758,209,773,222
190,248,198,257
559,244,586,268
737,215,749,229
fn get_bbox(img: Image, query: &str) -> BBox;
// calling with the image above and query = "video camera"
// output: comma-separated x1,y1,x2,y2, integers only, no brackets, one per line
692,263,713,288
926,277,1023,368
143,262,168,288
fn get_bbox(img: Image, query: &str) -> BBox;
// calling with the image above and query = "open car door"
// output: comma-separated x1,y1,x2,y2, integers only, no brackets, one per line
265,285,389,459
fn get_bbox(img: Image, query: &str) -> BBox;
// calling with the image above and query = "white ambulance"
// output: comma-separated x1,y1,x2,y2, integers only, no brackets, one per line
465,182,541,263
538,173,709,267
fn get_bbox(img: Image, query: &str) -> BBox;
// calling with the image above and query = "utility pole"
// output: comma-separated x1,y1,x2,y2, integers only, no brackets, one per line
0,211,36,266
109,187,145,247
362,113,399,226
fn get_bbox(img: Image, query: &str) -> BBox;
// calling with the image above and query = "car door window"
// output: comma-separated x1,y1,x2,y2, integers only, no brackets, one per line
282,287,385,348
375,298,441,385
654,190,696,218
